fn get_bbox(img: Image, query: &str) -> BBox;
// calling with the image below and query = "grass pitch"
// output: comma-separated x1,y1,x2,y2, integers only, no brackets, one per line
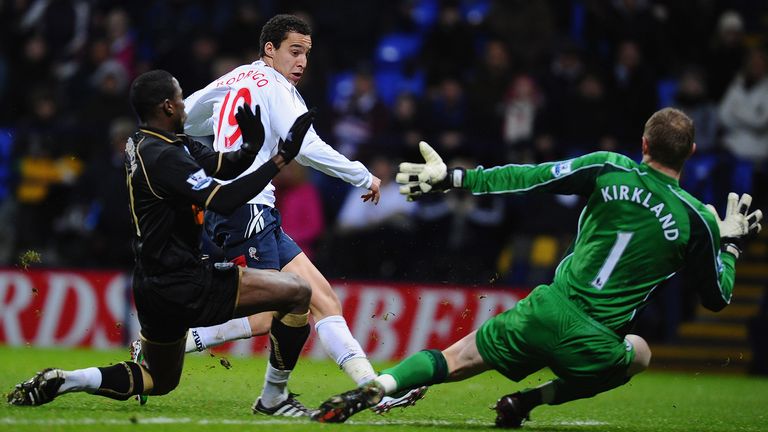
1,346,766,432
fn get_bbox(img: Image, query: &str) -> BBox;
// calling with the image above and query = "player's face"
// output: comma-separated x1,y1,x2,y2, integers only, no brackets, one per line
170,78,187,132
267,32,312,86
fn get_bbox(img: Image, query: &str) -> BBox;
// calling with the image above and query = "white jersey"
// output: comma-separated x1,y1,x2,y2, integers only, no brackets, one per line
184,60,373,207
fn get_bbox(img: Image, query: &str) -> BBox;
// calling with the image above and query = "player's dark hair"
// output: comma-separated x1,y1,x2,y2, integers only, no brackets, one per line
129,70,176,122
643,107,695,171
259,14,312,58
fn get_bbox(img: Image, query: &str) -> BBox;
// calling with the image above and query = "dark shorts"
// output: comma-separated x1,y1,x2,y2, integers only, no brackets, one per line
132,261,241,343
204,204,302,270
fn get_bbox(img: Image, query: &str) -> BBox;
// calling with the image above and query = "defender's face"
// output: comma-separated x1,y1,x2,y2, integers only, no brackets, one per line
267,32,312,86
170,78,187,132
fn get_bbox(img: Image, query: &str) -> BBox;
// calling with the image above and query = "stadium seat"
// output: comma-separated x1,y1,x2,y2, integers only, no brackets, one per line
657,78,679,109
461,0,490,25
374,69,425,107
375,33,423,69
411,0,439,31
0,128,13,200
327,71,356,107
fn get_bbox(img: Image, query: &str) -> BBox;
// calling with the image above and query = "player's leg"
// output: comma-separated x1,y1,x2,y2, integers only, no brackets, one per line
313,330,491,423
231,265,313,416
282,251,377,385
8,330,183,406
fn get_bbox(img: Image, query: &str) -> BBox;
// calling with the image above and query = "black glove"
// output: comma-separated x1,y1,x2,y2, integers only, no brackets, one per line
277,108,316,163
235,104,265,156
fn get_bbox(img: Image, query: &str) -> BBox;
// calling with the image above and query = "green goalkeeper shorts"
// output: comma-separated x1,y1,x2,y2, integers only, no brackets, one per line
476,284,635,384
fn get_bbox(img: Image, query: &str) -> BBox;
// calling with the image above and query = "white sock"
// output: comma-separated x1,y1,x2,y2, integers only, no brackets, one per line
185,317,252,353
375,374,397,395
315,315,377,385
58,368,102,394
259,364,291,408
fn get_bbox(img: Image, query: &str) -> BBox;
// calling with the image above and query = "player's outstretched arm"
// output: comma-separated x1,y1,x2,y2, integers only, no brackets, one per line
395,141,465,201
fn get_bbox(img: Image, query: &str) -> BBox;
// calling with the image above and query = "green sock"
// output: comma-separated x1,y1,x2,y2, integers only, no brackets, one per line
380,349,448,392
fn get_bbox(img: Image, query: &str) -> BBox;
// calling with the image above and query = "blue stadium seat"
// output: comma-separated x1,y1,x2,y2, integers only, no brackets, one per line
375,33,423,69
657,78,678,109
327,71,356,107
0,128,13,201
461,0,490,25
412,0,439,31
374,69,425,107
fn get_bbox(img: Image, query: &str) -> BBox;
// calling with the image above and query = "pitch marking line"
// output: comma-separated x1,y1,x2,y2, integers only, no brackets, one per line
1,417,608,426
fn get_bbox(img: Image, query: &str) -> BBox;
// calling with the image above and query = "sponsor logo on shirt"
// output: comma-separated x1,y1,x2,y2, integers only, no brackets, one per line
186,168,213,191
551,160,573,177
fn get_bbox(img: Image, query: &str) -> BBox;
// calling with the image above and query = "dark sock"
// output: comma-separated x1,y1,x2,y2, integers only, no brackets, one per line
269,317,310,370
94,362,144,401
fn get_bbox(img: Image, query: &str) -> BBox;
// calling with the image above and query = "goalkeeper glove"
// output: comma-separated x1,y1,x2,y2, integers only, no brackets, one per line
705,192,763,258
395,141,464,200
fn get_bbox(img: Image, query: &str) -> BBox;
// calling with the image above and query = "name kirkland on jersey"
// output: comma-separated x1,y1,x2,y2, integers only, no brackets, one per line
600,184,679,241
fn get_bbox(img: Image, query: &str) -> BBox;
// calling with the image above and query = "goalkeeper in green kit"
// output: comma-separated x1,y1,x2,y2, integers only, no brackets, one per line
312,108,764,427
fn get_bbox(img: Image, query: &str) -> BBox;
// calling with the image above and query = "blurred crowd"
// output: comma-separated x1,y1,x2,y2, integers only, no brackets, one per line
0,0,767,299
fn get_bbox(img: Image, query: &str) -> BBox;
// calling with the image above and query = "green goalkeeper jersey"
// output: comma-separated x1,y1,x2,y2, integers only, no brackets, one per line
463,151,736,333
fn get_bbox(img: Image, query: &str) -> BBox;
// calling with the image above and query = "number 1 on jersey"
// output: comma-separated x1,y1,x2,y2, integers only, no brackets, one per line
592,232,634,290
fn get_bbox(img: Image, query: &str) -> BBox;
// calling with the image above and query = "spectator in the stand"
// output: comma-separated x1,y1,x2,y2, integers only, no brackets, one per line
411,158,505,283
11,88,82,264
77,60,132,161
427,77,470,161
559,72,618,154
609,40,657,150
501,74,543,163
219,1,265,57
719,45,768,202
467,39,512,146
422,1,475,86
106,8,136,78
540,40,585,121
331,69,389,160
707,11,747,102
378,92,424,161
182,33,220,91
337,156,414,232
60,117,134,268
2,34,53,121
673,67,718,154
485,0,554,71
332,156,415,279
273,163,325,261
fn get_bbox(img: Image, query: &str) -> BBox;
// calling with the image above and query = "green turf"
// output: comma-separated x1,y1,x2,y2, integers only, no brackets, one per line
1,346,767,432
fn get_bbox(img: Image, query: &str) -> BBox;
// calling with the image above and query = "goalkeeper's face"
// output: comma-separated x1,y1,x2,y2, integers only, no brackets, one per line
266,32,312,86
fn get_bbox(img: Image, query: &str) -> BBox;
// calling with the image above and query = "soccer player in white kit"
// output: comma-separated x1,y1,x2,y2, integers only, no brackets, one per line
146,14,425,415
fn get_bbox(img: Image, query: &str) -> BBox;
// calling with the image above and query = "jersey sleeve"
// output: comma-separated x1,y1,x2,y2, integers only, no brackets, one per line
294,126,373,189
266,87,373,189
463,151,618,196
683,206,736,311
184,85,229,137
149,146,220,207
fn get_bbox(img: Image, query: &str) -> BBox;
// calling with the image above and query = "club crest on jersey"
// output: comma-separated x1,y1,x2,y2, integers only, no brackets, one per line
186,169,213,191
125,137,138,175
552,160,573,177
